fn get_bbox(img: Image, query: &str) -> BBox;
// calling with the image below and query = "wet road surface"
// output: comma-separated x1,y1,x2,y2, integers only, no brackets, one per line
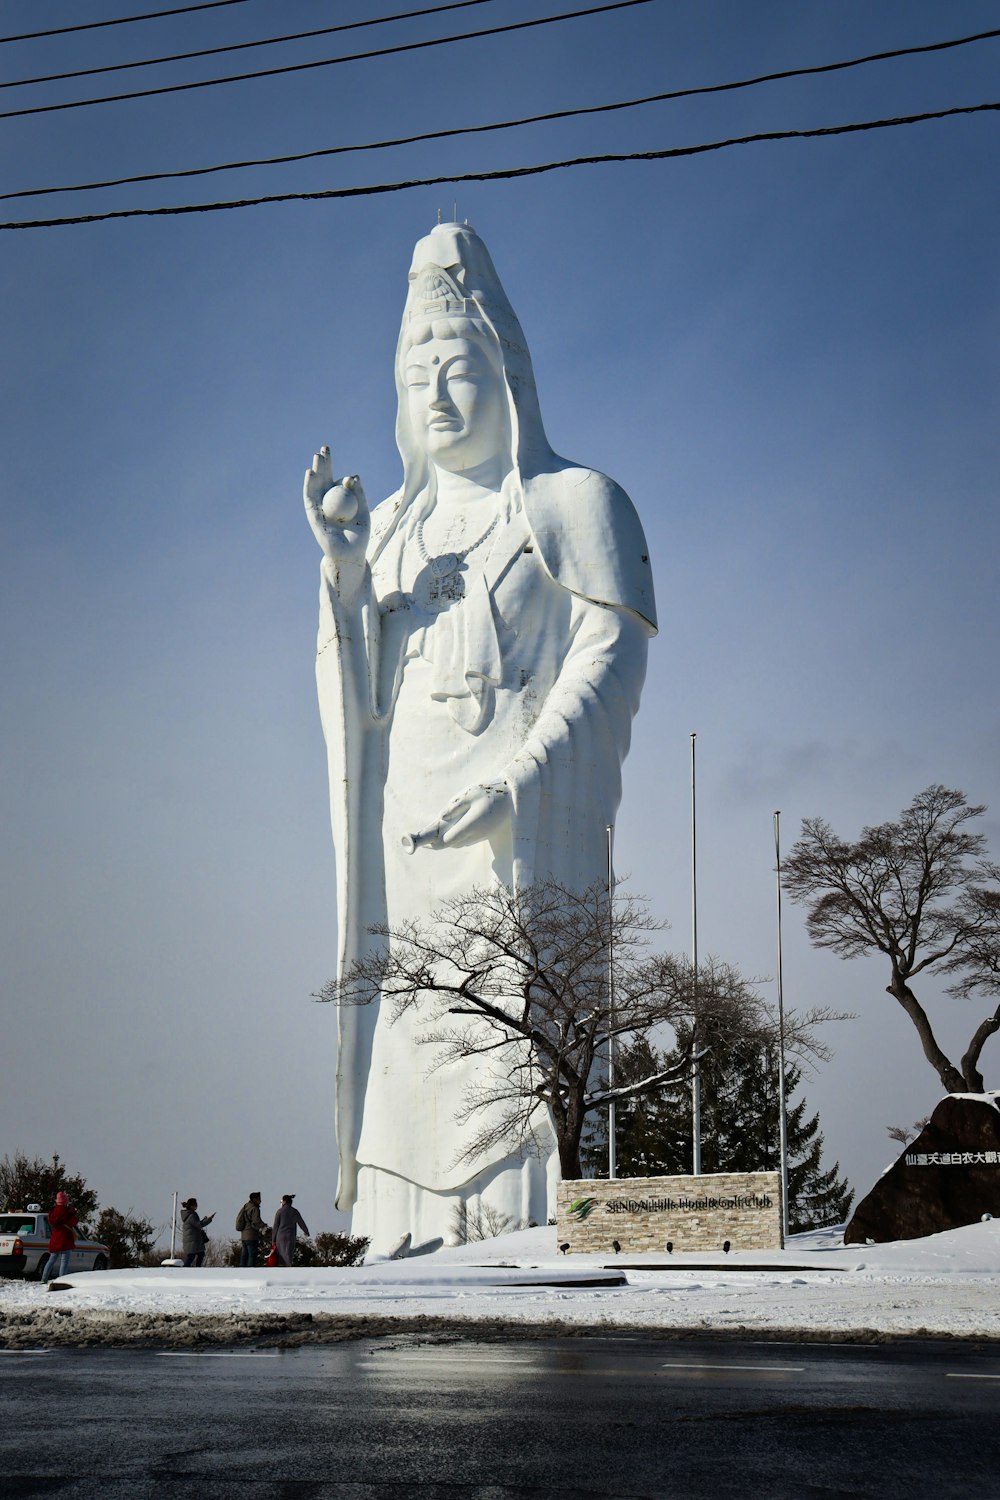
3,1334,1000,1496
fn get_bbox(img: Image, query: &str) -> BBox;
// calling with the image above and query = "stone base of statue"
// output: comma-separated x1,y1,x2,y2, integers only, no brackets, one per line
845,1094,1000,1244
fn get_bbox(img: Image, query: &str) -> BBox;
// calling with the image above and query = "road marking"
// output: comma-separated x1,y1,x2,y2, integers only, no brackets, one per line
945,1372,1000,1381
749,1339,857,1349
661,1361,805,1373
155,1351,280,1359
0,1349,50,1356
364,1355,610,1368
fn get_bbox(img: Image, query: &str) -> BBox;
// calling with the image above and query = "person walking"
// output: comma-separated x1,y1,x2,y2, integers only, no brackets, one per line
180,1198,214,1267
272,1194,309,1267
41,1191,78,1282
236,1192,267,1267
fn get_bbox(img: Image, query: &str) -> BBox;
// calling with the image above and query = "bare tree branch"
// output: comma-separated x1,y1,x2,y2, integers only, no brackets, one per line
317,877,836,1179
783,785,999,1092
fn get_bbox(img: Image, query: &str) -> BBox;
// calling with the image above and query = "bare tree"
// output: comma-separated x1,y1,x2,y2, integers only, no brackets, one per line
318,879,832,1181
782,785,1000,1092
450,1201,529,1244
886,1118,931,1148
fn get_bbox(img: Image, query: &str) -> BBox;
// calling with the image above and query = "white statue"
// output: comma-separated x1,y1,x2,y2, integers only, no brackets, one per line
304,222,656,1252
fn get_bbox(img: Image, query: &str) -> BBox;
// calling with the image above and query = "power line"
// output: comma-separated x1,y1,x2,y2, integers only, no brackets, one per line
1,0,257,46
2,99,995,231
0,0,651,122
5,25,999,203
2,0,496,90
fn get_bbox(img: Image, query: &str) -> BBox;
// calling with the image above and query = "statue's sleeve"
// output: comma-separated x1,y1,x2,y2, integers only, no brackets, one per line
502,594,649,888
316,560,378,978
523,467,657,633
315,561,385,1212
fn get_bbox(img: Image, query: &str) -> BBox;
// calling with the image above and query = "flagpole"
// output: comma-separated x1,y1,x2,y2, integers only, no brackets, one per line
774,810,790,1244
607,822,617,1180
162,1189,182,1266
691,732,701,1176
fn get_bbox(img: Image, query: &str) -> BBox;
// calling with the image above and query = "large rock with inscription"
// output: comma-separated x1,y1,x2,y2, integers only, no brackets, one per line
845,1094,1000,1245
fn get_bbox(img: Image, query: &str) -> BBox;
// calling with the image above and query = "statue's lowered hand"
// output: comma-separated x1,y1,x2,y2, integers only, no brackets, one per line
402,782,510,853
437,781,510,849
303,444,369,602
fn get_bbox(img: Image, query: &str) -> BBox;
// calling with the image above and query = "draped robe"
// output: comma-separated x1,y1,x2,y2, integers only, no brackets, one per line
317,470,654,1241
313,221,656,1247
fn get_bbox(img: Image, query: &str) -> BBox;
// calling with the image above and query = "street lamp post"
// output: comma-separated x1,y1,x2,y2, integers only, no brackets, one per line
773,810,790,1243
691,733,701,1176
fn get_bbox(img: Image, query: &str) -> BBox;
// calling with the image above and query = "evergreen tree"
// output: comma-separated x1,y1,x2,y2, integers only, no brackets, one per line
585,1032,853,1233
0,1152,165,1264
0,1152,99,1228
91,1207,157,1269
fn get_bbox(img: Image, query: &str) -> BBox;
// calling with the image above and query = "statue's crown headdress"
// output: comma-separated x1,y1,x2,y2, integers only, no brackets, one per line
405,263,476,323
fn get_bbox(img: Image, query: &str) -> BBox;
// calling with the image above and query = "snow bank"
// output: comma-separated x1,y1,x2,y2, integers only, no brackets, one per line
3,1222,1000,1346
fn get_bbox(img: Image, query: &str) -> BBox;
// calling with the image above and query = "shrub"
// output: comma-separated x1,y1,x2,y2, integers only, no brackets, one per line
312,1231,369,1267
204,1236,241,1267
91,1207,156,1268
264,1233,369,1266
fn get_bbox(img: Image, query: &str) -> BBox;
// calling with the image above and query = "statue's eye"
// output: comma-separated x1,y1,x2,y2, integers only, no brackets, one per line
445,362,478,383
405,369,430,389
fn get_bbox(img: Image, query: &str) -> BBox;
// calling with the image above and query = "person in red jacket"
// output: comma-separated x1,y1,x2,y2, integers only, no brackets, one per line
41,1191,78,1283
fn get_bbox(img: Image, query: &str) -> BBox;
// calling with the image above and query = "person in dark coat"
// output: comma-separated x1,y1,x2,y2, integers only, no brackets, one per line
236,1192,267,1267
41,1191,78,1282
180,1198,214,1267
272,1195,309,1267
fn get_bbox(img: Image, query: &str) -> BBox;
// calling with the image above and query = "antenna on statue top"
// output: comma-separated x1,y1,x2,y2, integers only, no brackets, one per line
453,200,458,221
437,207,442,225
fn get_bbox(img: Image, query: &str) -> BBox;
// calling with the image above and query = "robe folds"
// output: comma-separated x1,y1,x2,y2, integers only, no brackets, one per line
317,467,655,1228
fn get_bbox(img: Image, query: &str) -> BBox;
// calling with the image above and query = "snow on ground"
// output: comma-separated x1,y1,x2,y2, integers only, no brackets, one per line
4,1223,1000,1346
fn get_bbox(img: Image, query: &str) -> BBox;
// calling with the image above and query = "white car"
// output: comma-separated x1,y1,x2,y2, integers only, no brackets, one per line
0,1205,110,1279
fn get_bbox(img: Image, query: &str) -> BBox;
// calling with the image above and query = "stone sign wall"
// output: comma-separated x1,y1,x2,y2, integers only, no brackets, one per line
556,1172,783,1254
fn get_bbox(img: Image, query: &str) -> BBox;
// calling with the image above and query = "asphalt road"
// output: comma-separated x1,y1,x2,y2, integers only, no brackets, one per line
3,1334,1000,1497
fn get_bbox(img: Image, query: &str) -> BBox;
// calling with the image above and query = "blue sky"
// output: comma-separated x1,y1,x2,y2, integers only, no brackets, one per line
1,0,997,1238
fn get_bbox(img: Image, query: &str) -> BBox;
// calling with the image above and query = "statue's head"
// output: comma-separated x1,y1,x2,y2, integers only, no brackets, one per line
394,223,551,494
400,309,509,475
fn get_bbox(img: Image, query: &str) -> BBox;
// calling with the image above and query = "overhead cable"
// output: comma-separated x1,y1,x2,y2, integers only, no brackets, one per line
2,0,496,89
1,0,255,45
2,100,995,231
0,0,651,122
6,25,1000,202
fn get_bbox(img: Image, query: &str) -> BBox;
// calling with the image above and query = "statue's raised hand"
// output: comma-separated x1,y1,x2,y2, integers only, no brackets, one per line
303,445,370,605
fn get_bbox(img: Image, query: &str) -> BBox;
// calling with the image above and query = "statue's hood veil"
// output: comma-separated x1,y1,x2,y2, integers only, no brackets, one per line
382,222,656,633
393,221,551,502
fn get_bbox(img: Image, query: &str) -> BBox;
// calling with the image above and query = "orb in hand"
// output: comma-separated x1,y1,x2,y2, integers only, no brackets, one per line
322,477,360,526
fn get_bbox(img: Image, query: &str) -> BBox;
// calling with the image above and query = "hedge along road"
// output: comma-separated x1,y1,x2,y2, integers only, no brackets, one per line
4,1335,1000,1497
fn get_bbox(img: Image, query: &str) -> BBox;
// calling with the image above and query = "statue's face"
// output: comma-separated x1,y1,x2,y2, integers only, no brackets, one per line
402,333,508,474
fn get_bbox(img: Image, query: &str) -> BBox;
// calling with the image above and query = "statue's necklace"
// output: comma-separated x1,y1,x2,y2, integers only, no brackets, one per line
413,505,499,613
